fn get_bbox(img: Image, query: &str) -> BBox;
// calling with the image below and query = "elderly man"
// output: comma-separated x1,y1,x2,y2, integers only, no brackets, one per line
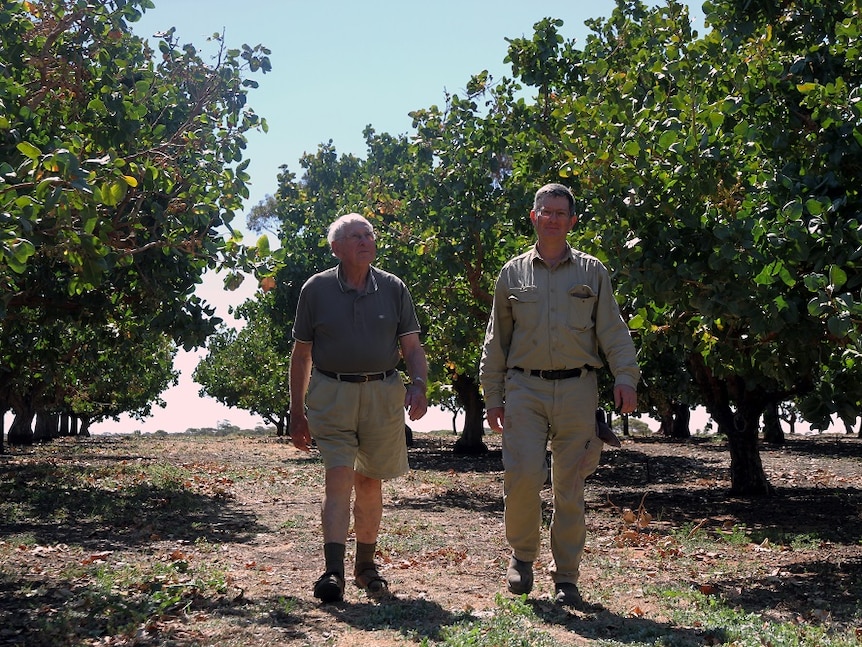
289,213,428,603
480,183,639,608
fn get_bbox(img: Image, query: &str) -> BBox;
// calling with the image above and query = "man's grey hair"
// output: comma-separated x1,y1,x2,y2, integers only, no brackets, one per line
327,213,373,245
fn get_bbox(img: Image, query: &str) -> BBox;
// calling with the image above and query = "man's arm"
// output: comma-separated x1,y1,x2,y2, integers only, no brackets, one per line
288,340,313,451
594,268,640,403
399,332,428,421
480,270,513,426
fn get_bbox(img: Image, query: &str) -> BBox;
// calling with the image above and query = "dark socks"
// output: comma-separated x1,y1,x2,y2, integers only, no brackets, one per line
354,541,377,575
323,542,345,577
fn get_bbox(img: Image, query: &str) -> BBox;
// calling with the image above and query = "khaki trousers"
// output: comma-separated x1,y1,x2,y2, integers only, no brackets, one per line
501,368,602,584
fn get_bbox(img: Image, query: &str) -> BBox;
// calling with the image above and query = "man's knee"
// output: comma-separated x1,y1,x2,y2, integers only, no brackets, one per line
325,466,355,495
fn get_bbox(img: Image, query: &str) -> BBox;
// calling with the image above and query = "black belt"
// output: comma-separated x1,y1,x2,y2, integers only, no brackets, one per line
317,368,396,383
512,366,592,380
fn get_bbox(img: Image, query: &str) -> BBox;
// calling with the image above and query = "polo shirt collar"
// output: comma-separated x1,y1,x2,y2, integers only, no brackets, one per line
336,263,379,294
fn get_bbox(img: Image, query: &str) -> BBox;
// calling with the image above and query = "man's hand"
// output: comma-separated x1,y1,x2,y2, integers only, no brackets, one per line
486,406,505,433
614,384,637,415
404,383,428,421
288,413,312,452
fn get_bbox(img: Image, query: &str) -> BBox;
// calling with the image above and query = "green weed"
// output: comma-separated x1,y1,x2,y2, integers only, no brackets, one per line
654,586,861,647
428,594,556,647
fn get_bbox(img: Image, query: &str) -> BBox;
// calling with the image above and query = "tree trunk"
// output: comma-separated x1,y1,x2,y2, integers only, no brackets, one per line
670,402,691,439
33,411,60,443
8,409,35,445
711,403,774,496
0,409,5,454
658,411,673,436
783,407,796,435
33,411,51,443
274,413,289,437
452,373,487,455
688,354,773,496
79,417,91,437
60,412,79,437
762,401,784,445
726,420,773,496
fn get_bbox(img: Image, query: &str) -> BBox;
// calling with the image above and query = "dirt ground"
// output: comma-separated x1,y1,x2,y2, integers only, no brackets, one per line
1,428,860,646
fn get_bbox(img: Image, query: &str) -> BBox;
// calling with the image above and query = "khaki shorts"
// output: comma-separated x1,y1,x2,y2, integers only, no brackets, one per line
305,369,408,480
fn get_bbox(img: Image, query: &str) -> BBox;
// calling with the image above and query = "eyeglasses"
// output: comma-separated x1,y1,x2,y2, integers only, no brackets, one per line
538,207,573,220
339,231,376,242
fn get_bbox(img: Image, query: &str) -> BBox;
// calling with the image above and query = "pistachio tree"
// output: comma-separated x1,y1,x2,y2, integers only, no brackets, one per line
193,297,290,436
555,0,862,494
0,0,272,442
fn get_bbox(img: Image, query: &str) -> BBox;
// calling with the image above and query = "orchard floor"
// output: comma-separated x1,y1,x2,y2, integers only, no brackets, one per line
0,429,860,646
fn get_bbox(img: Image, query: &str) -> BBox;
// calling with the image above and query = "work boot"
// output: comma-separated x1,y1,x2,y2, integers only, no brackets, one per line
554,582,585,609
506,556,534,595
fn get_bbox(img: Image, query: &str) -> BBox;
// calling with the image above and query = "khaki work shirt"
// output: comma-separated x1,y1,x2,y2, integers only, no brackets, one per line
479,245,640,409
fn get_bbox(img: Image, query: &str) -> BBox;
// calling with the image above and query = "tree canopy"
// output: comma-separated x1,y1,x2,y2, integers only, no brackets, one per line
235,0,862,495
0,0,272,443
556,0,862,493
6,0,862,498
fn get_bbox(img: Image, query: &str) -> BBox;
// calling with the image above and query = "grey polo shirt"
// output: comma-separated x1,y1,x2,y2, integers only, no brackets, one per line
480,245,640,409
292,264,422,374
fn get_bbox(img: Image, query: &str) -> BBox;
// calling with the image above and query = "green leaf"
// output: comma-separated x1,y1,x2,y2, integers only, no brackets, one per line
807,297,828,317
17,141,41,159
8,239,36,272
805,198,823,216
99,180,128,207
827,315,851,339
754,263,776,285
658,130,678,150
87,98,107,113
256,235,270,256
829,265,847,291
628,313,645,329
777,265,795,287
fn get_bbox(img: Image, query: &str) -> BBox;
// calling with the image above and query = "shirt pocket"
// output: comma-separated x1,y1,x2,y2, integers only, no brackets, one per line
568,284,597,331
508,286,539,320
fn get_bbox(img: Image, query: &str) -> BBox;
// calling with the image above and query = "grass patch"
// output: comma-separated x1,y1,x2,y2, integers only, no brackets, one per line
659,587,862,647
428,594,556,647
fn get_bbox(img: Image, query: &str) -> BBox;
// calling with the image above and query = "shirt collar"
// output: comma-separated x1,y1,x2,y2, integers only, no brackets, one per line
336,264,379,294
529,243,574,266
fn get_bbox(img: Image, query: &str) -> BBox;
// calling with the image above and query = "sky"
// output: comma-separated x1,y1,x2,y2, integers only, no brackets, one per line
93,1,703,435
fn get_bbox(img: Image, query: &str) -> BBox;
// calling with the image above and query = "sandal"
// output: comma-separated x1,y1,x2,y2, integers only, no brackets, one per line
354,565,389,596
313,571,344,603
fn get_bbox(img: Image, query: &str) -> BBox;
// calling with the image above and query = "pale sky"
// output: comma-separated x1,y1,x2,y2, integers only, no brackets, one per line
93,1,698,434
